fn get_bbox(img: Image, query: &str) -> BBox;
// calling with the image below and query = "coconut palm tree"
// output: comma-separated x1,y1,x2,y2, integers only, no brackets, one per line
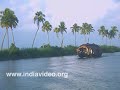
98,26,107,45
80,23,94,43
32,11,45,48
54,27,60,45
108,26,118,46
87,24,94,43
9,10,18,45
71,23,80,46
0,9,10,49
59,21,67,48
42,21,52,45
104,29,109,45
0,8,18,49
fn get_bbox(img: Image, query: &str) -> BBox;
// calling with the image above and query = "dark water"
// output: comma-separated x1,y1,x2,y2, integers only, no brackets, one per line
0,53,120,90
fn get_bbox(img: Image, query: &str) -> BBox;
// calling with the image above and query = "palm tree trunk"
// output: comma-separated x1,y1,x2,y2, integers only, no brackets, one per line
56,33,61,46
75,32,76,46
102,37,104,45
61,34,64,48
1,30,7,50
85,35,86,43
6,28,9,49
32,28,39,48
110,39,112,46
47,31,50,45
88,34,90,43
106,37,107,46
11,29,15,45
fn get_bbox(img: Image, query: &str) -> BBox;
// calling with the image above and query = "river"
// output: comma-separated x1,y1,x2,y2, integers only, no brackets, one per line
0,52,120,90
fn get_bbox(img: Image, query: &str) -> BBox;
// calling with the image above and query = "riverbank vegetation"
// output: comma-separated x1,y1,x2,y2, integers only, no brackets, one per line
0,44,77,60
0,8,120,60
0,44,120,60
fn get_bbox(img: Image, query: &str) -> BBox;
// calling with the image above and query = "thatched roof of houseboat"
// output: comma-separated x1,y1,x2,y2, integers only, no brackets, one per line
78,43,102,53
80,43,100,49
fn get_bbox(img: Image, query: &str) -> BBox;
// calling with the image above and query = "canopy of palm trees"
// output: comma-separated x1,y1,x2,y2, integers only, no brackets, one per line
54,27,60,36
0,8,18,49
34,11,45,29
42,21,52,45
109,26,118,39
98,26,106,38
108,26,118,45
59,21,67,48
98,26,108,44
54,27,61,45
71,23,80,46
80,23,94,43
71,23,80,34
59,22,67,34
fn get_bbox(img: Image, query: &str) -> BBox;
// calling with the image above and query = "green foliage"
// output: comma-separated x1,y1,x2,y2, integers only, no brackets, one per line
98,26,107,38
0,49,9,60
100,45,120,53
32,11,45,48
9,43,19,55
42,21,52,32
63,45,77,55
108,26,118,39
0,43,19,60
34,11,45,26
0,8,18,49
42,21,52,44
80,23,94,42
0,45,77,60
58,21,67,47
80,23,94,35
0,44,120,60
59,21,67,34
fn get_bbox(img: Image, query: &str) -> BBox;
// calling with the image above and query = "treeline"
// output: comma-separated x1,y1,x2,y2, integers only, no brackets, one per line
0,8,120,60
0,8,120,50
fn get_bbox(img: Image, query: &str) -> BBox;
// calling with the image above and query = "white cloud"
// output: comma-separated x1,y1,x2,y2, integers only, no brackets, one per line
45,0,117,28
9,0,16,5
94,2,120,28
1,0,118,31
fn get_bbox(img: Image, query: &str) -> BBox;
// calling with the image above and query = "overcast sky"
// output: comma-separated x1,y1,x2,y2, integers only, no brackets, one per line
0,0,120,48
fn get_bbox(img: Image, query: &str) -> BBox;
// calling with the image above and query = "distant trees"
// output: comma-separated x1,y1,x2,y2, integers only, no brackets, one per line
0,9,120,49
32,11,45,48
42,21,52,45
71,23,80,46
58,22,67,48
108,26,118,46
54,27,60,45
80,23,94,43
98,26,119,45
53,22,67,48
98,26,106,42
0,8,18,50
